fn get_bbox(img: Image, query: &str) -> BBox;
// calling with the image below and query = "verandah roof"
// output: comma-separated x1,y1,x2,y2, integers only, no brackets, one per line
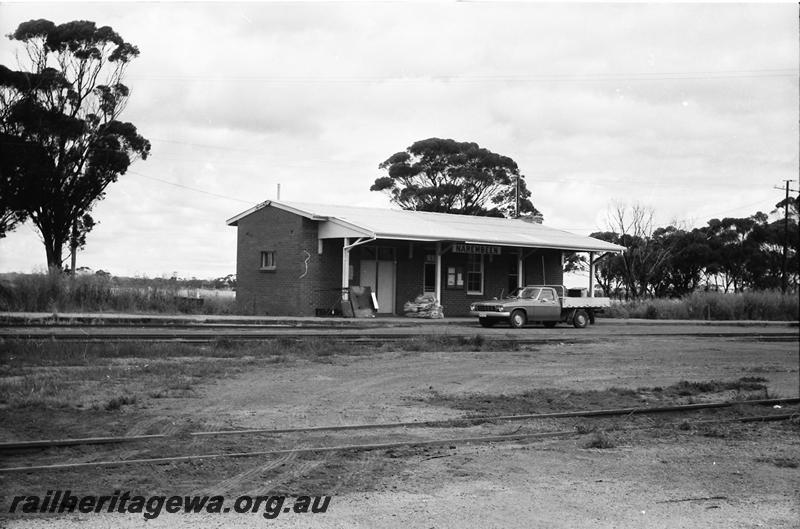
227,200,624,253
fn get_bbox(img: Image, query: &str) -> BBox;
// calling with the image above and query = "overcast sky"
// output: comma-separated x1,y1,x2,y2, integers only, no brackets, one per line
0,2,797,279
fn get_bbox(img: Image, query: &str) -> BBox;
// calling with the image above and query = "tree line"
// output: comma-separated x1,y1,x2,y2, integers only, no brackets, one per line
581,202,799,299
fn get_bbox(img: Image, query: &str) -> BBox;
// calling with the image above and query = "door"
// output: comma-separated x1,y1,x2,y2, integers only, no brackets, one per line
531,288,561,320
359,260,396,314
423,255,436,293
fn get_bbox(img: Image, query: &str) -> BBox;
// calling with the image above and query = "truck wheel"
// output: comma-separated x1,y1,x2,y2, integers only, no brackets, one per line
543,321,557,328
573,309,589,329
509,310,527,329
479,318,495,328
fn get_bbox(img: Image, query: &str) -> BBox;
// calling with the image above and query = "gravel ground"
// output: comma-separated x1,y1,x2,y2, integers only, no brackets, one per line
1,328,798,528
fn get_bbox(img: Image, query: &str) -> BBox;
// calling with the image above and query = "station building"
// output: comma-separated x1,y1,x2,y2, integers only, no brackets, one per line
226,201,624,316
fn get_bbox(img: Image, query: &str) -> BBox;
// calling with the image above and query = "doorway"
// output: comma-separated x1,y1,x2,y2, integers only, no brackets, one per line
359,247,396,314
423,254,436,294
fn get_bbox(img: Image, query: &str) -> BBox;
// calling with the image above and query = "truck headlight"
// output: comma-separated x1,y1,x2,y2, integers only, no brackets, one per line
496,305,505,312
469,304,476,311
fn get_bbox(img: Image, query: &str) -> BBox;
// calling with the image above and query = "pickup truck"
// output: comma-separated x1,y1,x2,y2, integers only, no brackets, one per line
469,285,611,329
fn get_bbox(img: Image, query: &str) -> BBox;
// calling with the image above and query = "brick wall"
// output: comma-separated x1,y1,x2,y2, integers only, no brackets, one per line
235,207,342,316
438,251,529,316
302,233,343,315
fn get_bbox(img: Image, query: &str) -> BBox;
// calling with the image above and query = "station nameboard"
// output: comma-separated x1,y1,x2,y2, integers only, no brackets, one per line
453,244,501,255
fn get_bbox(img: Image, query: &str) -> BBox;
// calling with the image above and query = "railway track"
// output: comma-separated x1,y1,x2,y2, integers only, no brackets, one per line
2,398,797,473
1,326,798,343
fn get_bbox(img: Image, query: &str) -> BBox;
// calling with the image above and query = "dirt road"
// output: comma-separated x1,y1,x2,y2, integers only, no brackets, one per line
1,327,798,528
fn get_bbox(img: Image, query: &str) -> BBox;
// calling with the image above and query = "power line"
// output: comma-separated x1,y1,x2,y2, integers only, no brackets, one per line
129,68,798,84
150,138,263,153
139,143,771,188
558,197,777,235
128,171,252,204
129,168,776,231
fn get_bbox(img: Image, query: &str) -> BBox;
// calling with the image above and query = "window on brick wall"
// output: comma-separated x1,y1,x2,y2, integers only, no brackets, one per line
260,251,276,271
466,254,483,295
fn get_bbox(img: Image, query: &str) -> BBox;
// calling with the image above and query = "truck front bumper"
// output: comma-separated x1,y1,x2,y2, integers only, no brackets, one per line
470,311,511,318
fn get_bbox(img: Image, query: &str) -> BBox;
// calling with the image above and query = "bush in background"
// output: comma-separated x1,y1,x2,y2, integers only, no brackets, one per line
0,271,236,314
603,290,798,321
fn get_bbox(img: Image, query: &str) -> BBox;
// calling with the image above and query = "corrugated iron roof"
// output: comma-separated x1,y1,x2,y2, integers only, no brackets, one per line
227,200,624,253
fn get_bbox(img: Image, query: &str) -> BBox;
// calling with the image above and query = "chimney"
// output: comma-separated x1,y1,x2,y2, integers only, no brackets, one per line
520,213,544,224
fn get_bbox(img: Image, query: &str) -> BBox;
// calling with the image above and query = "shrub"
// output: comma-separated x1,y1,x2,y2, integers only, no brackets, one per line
0,271,236,314
604,290,798,321
582,430,615,449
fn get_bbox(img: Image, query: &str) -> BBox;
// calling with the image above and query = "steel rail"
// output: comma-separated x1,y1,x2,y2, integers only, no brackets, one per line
2,397,797,452
0,413,795,474
1,331,797,344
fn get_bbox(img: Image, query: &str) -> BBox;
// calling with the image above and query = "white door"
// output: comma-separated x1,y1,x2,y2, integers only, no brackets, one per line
360,260,395,314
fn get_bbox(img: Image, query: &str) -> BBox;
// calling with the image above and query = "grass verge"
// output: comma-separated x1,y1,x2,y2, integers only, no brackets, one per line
0,334,508,412
0,272,235,314
602,290,799,321
422,377,773,416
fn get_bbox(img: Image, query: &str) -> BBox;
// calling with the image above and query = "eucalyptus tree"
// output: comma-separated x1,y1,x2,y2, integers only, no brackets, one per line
371,137,539,218
0,19,150,269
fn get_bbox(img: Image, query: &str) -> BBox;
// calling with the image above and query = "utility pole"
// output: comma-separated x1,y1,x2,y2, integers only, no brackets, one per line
515,174,521,218
780,180,788,294
774,180,798,294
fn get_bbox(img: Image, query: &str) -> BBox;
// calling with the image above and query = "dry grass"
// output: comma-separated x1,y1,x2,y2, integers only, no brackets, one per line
756,457,799,469
663,377,768,396
0,340,266,410
424,377,776,417
382,333,511,352
603,290,798,321
0,272,236,314
582,430,616,449
0,335,514,411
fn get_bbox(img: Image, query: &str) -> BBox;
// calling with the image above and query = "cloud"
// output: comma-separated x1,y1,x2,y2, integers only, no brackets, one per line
0,2,796,277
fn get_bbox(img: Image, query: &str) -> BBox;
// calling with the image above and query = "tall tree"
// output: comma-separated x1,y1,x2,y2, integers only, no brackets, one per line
771,193,800,292
602,203,673,299
586,231,627,298
0,131,39,237
704,214,769,292
371,137,539,218
649,227,711,297
0,19,150,269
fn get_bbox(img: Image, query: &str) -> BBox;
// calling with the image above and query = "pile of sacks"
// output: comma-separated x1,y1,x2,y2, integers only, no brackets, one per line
403,293,444,319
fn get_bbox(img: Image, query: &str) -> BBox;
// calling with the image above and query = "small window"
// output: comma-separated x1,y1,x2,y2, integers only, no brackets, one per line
521,287,539,299
260,251,276,271
540,289,555,302
466,254,483,295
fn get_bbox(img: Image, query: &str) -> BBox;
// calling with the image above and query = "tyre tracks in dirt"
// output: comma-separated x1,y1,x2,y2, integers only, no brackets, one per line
191,452,299,496
2,398,797,474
